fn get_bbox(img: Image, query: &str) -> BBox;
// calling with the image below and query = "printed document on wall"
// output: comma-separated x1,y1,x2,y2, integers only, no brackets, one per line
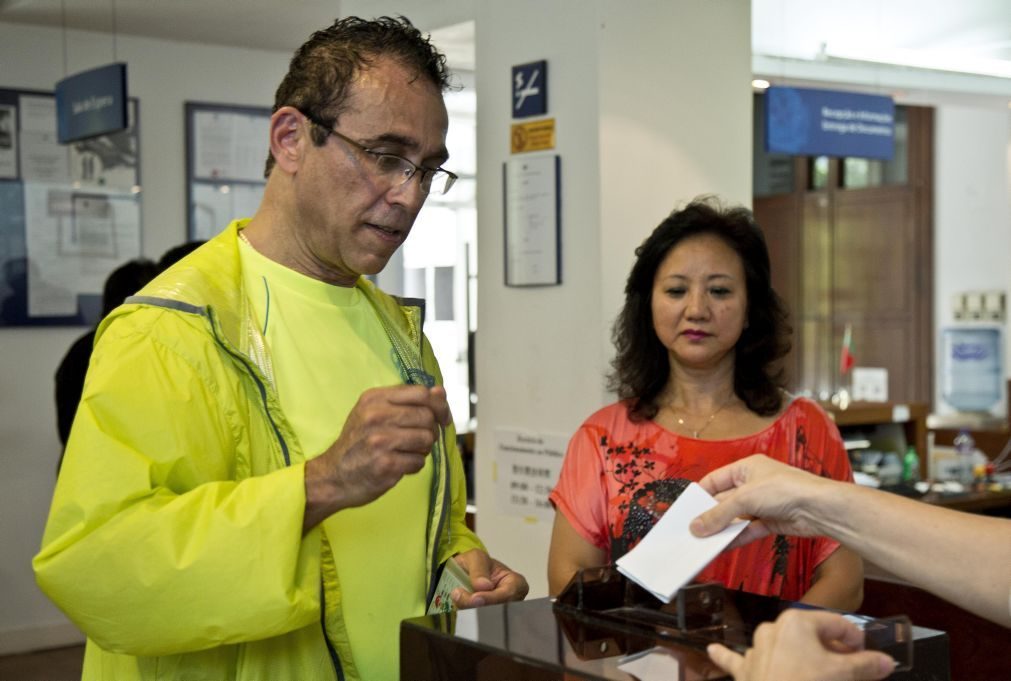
494,427,567,521
504,154,559,286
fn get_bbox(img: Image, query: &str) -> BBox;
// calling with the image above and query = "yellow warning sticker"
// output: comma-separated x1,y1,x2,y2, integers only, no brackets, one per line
511,118,556,153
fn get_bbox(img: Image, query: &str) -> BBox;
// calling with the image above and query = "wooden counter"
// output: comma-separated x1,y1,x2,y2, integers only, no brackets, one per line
931,425,1010,462
912,486,1011,516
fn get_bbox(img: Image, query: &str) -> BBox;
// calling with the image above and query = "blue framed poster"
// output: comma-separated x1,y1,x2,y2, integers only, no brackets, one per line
185,102,270,240
0,87,142,327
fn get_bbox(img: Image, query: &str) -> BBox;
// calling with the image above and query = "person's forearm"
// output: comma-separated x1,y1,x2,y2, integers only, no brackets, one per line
799,547,864,612
811,481,1011,626
303,455,345,532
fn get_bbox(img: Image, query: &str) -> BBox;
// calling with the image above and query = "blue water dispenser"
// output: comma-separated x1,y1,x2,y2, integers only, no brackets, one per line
940,327,1003,413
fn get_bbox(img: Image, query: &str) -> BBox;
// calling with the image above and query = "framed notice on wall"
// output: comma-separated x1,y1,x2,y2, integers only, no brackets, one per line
0,87,142,327
503,154,561,287
185,102,270,240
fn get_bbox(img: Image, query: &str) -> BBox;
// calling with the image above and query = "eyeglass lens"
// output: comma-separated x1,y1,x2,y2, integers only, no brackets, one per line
373,155,454,195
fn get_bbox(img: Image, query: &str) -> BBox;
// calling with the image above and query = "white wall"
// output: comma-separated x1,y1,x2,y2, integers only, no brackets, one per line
469,0,606,599
472,0,751,599
597,0,753,339
0,21,289,654
934,105,1011,415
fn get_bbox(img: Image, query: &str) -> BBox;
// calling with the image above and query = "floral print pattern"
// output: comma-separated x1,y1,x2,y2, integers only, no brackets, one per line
550,398,853,601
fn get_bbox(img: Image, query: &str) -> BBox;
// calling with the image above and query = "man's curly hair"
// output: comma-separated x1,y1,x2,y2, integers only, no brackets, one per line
263,15,450,177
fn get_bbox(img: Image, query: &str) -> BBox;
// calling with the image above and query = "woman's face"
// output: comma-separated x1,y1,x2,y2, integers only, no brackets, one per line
650,233,749,372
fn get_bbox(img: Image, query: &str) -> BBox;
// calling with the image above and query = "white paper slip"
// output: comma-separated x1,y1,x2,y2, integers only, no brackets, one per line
616,646,680,680
615,481,748,603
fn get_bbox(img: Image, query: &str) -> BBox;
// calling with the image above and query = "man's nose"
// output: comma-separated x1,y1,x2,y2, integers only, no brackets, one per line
386,173,428,211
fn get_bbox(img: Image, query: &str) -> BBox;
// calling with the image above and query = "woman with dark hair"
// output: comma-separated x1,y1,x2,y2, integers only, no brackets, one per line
547,197,863,611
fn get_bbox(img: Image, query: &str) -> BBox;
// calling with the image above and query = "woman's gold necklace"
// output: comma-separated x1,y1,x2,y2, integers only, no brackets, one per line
665,397,734,438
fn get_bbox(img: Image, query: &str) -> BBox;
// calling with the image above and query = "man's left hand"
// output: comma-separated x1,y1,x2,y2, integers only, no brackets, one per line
450,549,529,608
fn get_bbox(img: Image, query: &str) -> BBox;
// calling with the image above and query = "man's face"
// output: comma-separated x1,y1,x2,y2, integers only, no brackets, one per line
289,57,449,286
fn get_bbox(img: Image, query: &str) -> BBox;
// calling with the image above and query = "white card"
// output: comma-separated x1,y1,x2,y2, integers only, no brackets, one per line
617,646,681,679
615,482,748,603
426,558,473,615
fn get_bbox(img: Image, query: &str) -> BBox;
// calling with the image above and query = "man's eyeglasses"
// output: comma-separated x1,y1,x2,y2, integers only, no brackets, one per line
301,111,457,196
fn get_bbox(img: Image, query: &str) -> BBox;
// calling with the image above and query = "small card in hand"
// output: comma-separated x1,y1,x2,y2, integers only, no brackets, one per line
426,558,473,614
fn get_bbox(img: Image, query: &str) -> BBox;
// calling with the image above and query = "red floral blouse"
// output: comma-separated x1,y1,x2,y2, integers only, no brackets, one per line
549,397,853,601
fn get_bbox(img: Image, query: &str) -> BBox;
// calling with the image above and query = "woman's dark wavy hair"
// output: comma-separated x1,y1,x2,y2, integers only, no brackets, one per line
608,196,792,421
264,15,450,177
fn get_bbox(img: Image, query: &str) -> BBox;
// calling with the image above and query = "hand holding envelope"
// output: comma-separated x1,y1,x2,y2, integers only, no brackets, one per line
615,482,749,603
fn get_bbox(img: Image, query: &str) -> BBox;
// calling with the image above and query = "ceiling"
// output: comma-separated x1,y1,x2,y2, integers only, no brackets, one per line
0,0,344,53
1,0,1010,90
0,0,479,67
753,0,1011,68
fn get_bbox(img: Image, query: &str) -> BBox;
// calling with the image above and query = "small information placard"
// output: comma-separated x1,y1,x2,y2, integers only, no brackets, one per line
852,367,888,402
494,428,567,520
55,63,128,144
511,60,547,118
510,118,556,154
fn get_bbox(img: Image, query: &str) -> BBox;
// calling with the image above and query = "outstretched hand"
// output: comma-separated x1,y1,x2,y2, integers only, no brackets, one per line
450,549,529,609
690,455,837,549
707,609,895,681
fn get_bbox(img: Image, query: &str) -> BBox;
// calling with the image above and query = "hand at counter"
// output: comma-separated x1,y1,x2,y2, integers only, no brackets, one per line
450,548,529,608
707,609,895,681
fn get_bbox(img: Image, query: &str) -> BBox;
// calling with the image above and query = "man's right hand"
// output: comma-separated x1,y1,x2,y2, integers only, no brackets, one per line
302,384,451,531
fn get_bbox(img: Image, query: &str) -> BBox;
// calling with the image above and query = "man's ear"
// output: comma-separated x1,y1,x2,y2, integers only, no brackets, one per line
269,107,303,174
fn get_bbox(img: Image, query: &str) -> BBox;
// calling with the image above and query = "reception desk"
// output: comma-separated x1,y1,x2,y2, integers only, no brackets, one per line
402,570,950,680
861,571,1010,681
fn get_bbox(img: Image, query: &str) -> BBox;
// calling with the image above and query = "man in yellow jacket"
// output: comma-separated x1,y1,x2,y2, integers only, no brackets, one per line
34,16,528,680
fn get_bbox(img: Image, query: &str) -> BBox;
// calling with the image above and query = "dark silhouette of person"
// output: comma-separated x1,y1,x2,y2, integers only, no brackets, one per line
157,240,205,271
54,258,159,463
54,241,207,462
0,256,29,324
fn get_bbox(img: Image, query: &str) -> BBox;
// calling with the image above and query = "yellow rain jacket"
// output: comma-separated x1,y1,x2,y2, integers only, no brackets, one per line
34,221,483,680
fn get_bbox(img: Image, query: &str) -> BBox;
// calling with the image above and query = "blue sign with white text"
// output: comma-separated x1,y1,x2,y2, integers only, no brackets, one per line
55,62,128,144
512,60,547,119
765,86,894,160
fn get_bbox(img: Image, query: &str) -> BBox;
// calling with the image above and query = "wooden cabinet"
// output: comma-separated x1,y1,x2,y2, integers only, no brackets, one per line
821,401,929,479
755,104,934,405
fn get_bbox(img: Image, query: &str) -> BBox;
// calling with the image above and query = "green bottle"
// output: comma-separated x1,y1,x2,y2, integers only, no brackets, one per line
902,445,920,483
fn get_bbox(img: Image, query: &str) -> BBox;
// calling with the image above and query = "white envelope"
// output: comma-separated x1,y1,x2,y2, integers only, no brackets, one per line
615,482,748,603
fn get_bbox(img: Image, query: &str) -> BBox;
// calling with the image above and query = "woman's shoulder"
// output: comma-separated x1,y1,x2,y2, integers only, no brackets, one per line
580,400,633,428
770,393,821,417
575,399,662,439
771,394,844,443
781,394,835,422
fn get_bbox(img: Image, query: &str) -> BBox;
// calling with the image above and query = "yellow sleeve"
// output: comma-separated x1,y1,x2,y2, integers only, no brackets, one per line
419,335,484,561
442,421,485,560
33,312,321,656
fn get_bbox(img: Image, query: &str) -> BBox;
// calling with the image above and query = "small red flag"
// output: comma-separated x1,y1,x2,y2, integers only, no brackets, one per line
839,324,855,375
